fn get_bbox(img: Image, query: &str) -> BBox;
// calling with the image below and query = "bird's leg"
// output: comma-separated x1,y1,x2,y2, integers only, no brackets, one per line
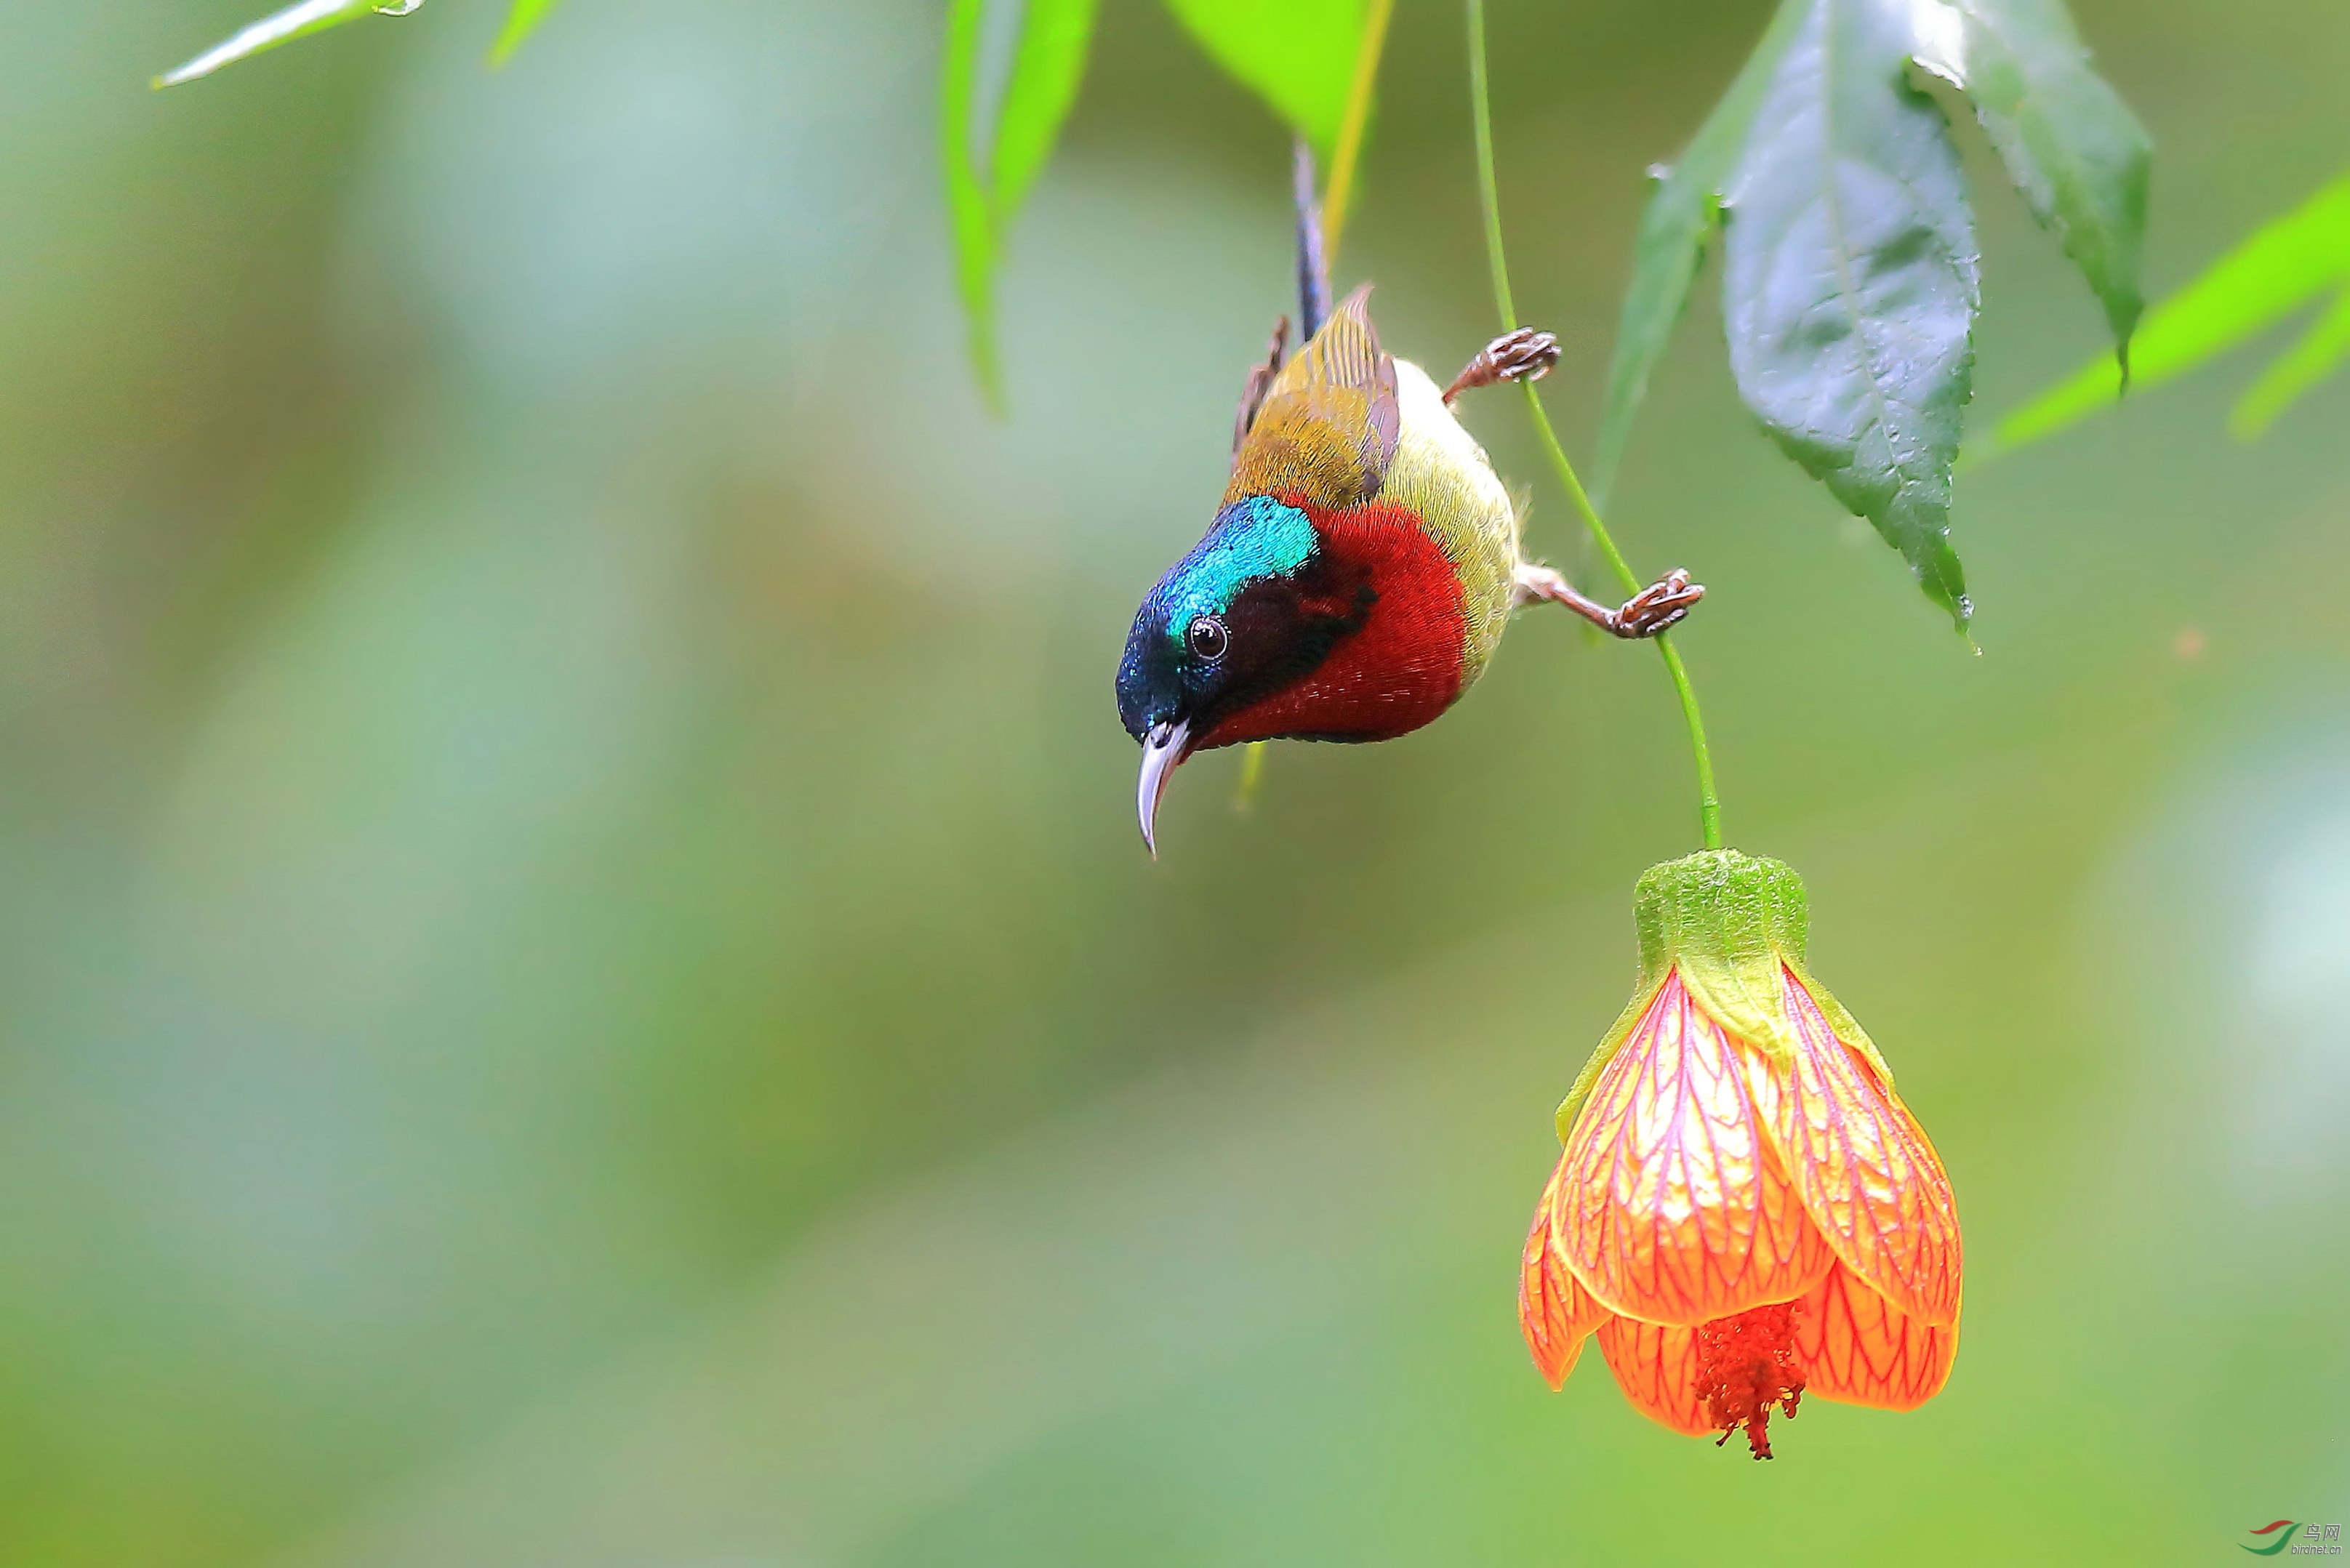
1443,327,1562,404
1513,563,1703,638
1232,315,1291,453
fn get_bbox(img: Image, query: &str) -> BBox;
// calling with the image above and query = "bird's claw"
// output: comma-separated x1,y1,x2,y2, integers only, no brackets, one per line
1610,569,1702,638
1443,327,1562,403
1484,326,1562,385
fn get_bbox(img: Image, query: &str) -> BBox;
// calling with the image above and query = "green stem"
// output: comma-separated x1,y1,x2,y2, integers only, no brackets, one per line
1465,0,1723,852
1322,0,1396,263
1240,0,1399,807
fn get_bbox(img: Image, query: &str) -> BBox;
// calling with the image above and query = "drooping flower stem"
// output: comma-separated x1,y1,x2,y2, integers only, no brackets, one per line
1465,0,1725,853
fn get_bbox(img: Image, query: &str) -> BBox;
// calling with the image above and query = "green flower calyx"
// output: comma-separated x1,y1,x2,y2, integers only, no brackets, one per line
1554,850,1886,1145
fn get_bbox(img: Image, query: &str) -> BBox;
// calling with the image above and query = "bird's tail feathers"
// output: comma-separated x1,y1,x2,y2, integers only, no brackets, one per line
1292,139,1331,348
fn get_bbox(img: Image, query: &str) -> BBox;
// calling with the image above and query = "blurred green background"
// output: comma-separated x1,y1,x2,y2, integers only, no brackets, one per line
5,1,2348,1562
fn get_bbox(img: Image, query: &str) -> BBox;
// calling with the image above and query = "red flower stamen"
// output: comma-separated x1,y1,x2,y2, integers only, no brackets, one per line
1696,1301,1805,1459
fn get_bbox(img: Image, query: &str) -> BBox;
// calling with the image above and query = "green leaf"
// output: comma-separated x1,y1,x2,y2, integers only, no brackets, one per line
490,0,563,65
155,0,414,89
942,0,1101,409
1600,0,2145,624
1722,0,1981,628
2230,284,2350,438
1914,0,2151,360
1160,0,1363,156
1592,0,1808,504
1994,174,2350,449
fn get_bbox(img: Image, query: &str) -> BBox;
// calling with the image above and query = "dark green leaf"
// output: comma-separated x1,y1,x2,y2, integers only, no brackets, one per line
1994,174,2350,449
1592,0,1808,504
491,0,563,65
1916,0,2151,358
1160,0,1364,156
1722,0,1981,628
155,0,406,89
942,0,1101,409
1600,0,2146,624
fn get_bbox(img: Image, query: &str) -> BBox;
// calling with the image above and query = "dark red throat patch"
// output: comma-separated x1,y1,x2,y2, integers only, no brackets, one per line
1696,1301,1805,1460
1198,496,1467,749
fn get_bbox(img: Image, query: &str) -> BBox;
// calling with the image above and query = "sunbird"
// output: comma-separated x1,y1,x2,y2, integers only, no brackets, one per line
1116,148,1701,853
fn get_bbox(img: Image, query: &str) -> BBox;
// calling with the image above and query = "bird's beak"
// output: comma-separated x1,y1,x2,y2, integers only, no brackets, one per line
1136,718,1190,858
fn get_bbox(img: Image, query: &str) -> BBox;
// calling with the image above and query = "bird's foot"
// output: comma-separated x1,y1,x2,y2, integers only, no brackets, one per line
1443,327,1561,404
1611,568,1703,637
1513,564,1702,638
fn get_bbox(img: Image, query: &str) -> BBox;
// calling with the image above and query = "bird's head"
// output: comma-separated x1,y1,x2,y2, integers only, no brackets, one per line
1117,494,1393,853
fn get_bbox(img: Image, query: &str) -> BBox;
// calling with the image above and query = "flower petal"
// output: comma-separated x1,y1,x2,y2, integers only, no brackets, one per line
1555,971,1835,1325
1520,1157,1609,1388
1752,968,1963,1326
1594,1315,1712,1436
1794,1266,1960,1410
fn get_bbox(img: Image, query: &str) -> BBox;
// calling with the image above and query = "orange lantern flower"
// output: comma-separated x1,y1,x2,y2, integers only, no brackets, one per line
1519,851,1961,1458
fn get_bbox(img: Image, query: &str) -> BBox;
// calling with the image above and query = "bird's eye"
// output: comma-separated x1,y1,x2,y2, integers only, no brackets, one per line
1187,615,1229,662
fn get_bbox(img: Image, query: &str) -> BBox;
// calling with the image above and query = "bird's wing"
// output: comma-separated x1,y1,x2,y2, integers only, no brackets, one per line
1226,284,1400,510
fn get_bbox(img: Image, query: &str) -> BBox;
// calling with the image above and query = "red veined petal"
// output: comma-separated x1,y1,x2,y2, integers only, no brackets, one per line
1794,1266,1960,1410
1520,1157,1609,1388
1594,1315,1712,1437
1749,968,1962,1327
1555,971,1835,1326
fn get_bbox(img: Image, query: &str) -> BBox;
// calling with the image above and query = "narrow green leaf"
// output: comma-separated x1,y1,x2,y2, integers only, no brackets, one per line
2230,285,2350,438
1994,174,2350,448
156,0,409,88
1160,0,1363,155
490,0,563,65
1722,0,1981,627
943,0,1101,409
942,0,998,401
1593,0,1808,504
1917,0,2151,360
991,0,1096,222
